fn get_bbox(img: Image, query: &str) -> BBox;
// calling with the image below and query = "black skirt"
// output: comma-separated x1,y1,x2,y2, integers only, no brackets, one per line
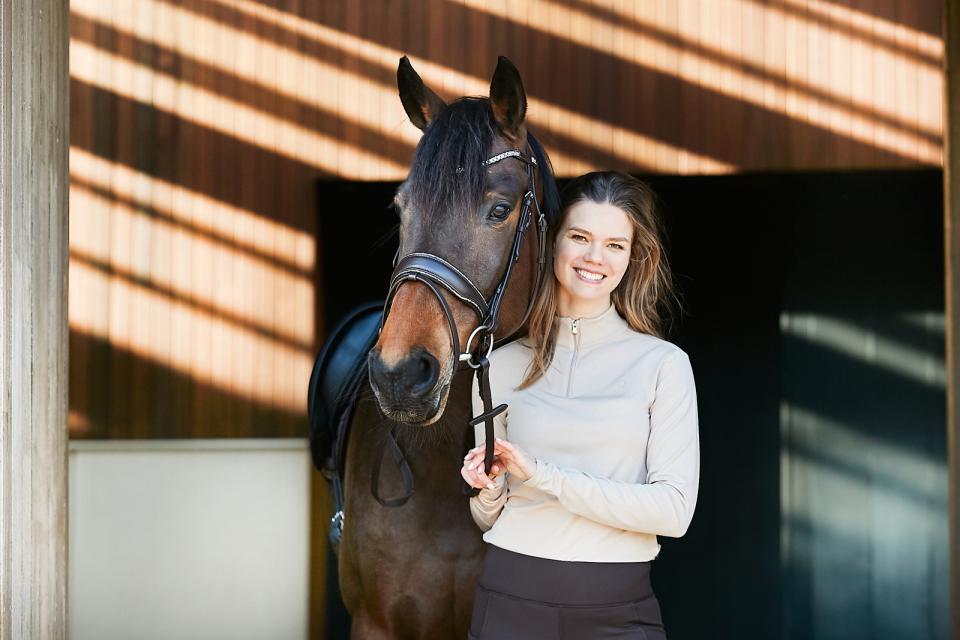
468,544,667,640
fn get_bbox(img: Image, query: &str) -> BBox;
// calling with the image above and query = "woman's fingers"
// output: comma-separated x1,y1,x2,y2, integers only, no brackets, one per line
461,454,490,489
469,459,496,490
492,438,535,481
492,445,518,463
462,442,516,489
460,465,483,488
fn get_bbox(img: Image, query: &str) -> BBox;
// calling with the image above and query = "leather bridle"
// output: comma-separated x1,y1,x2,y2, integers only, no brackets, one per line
373,146,548,504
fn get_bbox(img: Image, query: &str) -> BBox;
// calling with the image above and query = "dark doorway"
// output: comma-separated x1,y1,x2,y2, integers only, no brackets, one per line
314,169,947,640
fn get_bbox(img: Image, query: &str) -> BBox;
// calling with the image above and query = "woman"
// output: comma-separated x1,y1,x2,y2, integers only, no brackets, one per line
460,171,700,639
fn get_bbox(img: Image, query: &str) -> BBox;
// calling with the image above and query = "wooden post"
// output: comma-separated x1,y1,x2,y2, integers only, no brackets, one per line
0,0,70,638
946,1,960,639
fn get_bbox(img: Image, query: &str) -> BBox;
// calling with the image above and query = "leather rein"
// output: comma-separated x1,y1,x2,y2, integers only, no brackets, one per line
373,146,547,506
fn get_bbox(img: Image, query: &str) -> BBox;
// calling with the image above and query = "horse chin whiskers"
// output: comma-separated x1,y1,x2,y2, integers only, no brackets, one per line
381,375,452,427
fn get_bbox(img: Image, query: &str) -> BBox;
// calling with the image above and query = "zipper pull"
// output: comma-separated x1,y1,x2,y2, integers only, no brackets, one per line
571,319,580,335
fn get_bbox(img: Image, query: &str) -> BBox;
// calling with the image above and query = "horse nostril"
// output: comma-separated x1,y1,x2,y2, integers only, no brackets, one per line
410,351,439,395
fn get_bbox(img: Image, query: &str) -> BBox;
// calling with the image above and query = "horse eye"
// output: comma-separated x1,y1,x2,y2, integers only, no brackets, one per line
490,203,512,221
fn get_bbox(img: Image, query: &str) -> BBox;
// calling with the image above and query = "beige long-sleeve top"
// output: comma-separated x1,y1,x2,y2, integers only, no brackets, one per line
469,303,700,562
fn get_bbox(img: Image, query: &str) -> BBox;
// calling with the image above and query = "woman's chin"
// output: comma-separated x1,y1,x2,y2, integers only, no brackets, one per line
566,281,612,301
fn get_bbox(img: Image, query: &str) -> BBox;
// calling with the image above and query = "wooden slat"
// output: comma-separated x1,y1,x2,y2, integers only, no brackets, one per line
230,0,254,439
831,0,853,166
130,0,153,440
150,0,175,439
278,0,302,433
635,2,657,173
110,0,135,438
69,1,95,438
172,0,194,440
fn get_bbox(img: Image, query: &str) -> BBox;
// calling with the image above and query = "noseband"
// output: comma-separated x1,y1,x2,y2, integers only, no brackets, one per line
375,146,548,503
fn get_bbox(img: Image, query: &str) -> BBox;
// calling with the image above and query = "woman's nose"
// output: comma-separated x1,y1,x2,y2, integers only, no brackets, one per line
584,242,604,263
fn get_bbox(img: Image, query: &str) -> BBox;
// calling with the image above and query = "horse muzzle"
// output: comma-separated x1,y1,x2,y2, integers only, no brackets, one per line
367,346,450,425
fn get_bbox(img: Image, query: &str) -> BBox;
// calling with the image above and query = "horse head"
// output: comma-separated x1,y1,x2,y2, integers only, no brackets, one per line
368,56,559,426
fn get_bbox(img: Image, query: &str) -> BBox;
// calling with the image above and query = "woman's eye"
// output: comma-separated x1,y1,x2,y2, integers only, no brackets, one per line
571,234,587,241
608,243,625,250
490,203,512,220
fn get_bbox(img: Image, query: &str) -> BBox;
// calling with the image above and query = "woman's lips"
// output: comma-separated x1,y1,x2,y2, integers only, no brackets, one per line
574,267,606,284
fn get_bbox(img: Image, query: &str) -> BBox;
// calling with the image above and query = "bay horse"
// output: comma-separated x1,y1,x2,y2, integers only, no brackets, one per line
337,56,560,638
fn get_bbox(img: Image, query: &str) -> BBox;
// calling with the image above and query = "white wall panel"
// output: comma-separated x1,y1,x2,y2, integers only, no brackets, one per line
68,439,311,640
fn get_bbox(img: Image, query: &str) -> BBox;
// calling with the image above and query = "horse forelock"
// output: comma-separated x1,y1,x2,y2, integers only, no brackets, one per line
407,97,498,223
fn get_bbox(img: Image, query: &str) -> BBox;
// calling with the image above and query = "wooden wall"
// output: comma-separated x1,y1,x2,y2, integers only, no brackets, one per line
69,0,320,438
68,0,945,439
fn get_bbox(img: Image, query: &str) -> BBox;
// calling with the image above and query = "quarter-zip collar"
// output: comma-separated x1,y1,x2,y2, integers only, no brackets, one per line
555,302,629,350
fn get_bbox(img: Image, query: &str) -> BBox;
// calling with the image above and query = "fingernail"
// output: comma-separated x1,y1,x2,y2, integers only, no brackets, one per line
487,483,495,490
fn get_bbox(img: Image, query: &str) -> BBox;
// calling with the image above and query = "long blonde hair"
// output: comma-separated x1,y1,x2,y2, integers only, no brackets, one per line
517,171,681,390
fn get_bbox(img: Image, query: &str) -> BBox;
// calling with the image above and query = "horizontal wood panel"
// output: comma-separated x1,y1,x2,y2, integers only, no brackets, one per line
68,0,944,439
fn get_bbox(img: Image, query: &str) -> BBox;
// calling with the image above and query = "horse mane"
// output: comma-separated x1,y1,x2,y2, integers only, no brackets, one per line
407,97,561,229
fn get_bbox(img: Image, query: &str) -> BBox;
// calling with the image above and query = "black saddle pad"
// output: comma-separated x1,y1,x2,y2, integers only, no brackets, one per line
307,301,383,472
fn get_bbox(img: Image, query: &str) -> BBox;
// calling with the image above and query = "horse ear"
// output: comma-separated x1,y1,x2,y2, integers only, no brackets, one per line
397,56,446,131
489,56,527,141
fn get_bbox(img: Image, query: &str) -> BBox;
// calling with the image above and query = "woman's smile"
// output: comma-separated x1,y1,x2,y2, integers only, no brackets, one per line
573,267,607,283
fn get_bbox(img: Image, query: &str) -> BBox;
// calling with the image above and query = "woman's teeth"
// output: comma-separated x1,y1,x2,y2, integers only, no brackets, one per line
575,268,605,282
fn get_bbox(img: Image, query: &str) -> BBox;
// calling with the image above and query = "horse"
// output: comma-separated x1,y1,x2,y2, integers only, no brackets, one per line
335,56,560,639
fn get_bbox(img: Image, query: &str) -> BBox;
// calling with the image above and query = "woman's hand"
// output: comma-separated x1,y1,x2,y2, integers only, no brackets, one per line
491,437,537,482
461,444,504,491
461,438,538,488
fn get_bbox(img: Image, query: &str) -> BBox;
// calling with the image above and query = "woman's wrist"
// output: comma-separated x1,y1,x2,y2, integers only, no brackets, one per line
521,457,541,484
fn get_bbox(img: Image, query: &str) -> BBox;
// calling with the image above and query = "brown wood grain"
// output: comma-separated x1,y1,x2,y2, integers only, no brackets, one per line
65,0,947,441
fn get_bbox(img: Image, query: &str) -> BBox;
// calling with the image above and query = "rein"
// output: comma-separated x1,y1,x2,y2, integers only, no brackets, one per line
373,146,547,506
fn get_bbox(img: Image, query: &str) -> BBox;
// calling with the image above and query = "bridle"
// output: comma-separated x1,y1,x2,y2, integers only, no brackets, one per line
373,145,548,505
383,148,547,363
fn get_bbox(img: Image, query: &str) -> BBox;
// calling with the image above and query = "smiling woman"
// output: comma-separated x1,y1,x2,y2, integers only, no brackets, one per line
461,171,698,640
519,171,680,390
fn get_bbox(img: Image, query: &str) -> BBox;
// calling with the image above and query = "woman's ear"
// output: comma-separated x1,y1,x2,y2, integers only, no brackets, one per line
397,56,446,131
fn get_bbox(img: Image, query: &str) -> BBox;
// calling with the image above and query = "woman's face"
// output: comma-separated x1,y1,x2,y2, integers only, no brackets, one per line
553,200,634,311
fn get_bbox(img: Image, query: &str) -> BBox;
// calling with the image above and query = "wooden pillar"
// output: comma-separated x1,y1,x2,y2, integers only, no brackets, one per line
0,1,70,638
946,1,960,639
